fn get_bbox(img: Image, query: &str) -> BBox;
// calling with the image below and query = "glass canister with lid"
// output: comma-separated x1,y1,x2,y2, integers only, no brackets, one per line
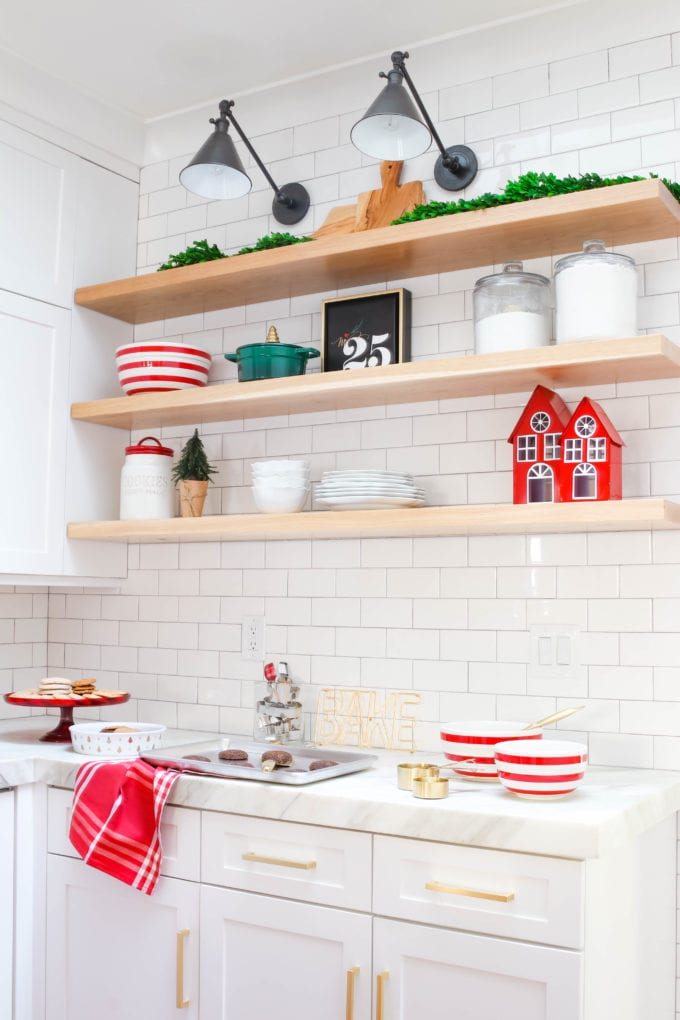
554,239,637,343
473,261,552,354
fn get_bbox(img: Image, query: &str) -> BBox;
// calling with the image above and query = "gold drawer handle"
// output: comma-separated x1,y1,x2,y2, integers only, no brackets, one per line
376,971,389,1020
346,966,359,1020
425,880,514,903
242,851,317,871
176,929,190,1009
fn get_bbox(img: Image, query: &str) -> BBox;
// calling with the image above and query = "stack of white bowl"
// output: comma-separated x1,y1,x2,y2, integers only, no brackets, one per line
251,460,310,514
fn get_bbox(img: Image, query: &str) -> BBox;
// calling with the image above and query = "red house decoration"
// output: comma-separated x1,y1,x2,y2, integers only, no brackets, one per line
508,385,571,504
560,396,624,502
508,386,624,504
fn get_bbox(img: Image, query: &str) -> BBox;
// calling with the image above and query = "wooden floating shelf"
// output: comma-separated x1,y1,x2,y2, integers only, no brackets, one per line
71,335,680,431
74,180,680,325
68,499,680,544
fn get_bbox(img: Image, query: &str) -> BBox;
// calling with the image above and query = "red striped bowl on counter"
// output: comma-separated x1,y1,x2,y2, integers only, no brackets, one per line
494,739,588,800
440,721,542,781
115,343,212,395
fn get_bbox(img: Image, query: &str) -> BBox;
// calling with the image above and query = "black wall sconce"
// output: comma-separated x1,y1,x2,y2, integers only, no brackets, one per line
351,51,478,192
180,99,311,225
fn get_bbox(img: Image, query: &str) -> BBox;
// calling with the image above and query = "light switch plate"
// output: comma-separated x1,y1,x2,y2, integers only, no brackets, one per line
529,624,581,681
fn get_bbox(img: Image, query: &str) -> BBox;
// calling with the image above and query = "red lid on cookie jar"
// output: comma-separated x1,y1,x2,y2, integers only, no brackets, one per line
125,436,174,457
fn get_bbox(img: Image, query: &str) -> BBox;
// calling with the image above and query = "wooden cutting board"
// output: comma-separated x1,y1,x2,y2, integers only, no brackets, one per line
312,160,424,238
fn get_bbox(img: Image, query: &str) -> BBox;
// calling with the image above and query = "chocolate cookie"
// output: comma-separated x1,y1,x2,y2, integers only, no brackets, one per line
183,754,211,762
309,759,338,771
261,749,293,767
218,749,249,761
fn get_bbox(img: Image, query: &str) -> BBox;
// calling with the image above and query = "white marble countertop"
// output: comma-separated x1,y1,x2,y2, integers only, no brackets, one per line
2,718,680,860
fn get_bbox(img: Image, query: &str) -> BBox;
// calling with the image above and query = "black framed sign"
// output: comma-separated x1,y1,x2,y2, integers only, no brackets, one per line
321,288,411,372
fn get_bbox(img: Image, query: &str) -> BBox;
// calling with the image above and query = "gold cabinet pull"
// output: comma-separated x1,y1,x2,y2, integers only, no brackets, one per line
346,966,359,1020
425,880,514,903
376,971,389,1020
241,851,317,871
176,929,190,1009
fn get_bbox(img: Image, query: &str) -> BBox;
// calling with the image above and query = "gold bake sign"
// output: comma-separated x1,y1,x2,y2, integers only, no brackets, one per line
314,687,421,751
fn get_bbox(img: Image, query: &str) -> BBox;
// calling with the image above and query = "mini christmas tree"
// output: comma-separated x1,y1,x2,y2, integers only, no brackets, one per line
172,430,218,483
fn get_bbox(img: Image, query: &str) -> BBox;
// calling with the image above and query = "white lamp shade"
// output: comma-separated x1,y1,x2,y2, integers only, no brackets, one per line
179,161,252,200
351,113,431,161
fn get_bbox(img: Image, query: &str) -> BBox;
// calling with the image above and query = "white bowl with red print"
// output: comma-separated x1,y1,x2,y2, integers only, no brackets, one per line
494,739,588,800
115,342,212,395
440,721,543,781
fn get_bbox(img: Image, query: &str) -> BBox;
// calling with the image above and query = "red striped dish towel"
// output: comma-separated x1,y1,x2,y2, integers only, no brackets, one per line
69,758,179,895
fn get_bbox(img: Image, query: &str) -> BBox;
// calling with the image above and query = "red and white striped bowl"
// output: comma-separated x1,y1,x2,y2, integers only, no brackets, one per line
115,343,212,395
440,721,542,781
494,739,588,800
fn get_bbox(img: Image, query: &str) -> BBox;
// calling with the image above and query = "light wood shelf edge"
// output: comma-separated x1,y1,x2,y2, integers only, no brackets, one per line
74,180,680,324
71,335,680,430
68,499,680,543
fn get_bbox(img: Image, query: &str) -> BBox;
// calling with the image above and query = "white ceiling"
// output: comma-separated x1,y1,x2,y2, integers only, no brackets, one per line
0,0,571,121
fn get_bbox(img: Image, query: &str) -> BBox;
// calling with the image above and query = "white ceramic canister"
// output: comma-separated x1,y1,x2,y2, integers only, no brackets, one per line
554,239,637,342
473,261,552,354
120,436,175,520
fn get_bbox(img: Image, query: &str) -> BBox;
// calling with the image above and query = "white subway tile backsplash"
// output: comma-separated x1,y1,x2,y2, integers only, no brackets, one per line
639,64,680,104
579,76,639,117
550,51,608,93
610,36,671,80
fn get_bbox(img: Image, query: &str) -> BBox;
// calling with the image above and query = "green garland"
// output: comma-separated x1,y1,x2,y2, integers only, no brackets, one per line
158,231,313,271
391,171,680,225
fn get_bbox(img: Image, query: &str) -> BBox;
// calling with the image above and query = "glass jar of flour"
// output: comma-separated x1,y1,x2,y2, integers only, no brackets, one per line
554,239,637,342
120,436,175,519
473,261,552,354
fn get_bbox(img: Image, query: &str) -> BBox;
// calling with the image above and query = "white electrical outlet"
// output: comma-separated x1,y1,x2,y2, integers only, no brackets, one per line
242,615,265,660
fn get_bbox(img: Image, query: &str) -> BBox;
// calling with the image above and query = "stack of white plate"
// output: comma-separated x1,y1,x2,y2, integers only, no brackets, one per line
314,470,426,510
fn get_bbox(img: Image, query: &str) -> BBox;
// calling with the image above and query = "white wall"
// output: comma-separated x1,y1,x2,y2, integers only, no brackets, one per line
0,588,48,719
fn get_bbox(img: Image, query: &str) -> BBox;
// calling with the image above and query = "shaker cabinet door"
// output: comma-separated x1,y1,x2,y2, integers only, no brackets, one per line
45,855,200,1020
373,917,583,1020
200,885,372,1020
0,120,77,308
0,291,70,574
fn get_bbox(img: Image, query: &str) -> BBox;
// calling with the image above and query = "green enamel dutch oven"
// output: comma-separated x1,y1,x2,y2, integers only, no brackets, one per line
224,325,319,381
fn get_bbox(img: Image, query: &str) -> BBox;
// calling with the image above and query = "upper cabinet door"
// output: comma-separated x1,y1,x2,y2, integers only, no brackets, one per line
0,290,70,574
0,120,77,307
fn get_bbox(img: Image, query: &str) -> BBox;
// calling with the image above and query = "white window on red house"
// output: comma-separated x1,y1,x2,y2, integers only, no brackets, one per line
575,415,597,438
527,463,554,503
573,462,597,499
517,435,537,461
587,437,607,461
564,438,583,462
530,411,551,433
543,433,561,460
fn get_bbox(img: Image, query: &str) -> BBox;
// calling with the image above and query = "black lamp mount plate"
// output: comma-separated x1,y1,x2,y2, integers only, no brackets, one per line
434,144,478,192
273,182,311,225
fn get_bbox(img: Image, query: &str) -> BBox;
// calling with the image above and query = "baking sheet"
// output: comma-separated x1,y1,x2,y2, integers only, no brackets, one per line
143,738,377,785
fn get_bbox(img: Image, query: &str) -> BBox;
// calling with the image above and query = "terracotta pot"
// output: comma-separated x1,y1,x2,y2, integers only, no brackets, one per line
178,479,208,518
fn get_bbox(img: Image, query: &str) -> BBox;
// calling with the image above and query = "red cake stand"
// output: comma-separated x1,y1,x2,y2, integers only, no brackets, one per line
4,690,130,742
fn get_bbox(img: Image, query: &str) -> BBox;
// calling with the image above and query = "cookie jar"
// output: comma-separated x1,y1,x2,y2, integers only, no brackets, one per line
119,436,175,520
554,239,637,342
473,261,552,354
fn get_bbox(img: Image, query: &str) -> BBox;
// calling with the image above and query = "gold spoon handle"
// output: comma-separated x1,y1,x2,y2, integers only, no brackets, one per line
524,705,585,730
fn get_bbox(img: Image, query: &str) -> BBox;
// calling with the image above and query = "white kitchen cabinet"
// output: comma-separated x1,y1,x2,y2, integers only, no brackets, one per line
0,117,137,581
199,884,372,1020
373,916,582,1020
0,292,71,574
0,788,14,1020
45,854,200,1020
0,120,77,308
